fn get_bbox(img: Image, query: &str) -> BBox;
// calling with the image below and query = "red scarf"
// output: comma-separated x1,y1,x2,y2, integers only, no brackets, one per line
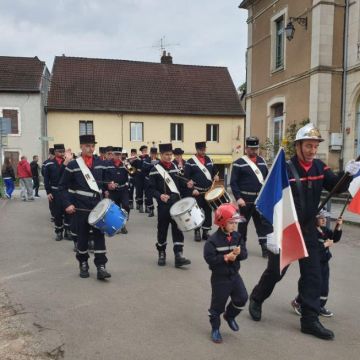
161,161,172,170
55,156,63,166
249,156,257,164
82,155,93,168
196,154,206,165
113,159,122,167
299,159,313,173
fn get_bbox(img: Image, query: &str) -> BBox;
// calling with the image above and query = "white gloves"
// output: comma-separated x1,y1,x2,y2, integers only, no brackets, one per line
345,160,360,176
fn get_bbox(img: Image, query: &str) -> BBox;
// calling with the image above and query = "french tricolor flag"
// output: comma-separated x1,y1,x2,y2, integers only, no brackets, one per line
348,169,360,215
255,148,308,271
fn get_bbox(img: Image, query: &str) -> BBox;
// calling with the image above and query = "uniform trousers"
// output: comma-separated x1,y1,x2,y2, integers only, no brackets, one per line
251,236,321,323
129,176,135,205
33,176,40,196
144,178,154,210
209,273,248,329
156,203,184,254
135,175,145,206
195,194,212,230
52,191,71,234
109,188,130,215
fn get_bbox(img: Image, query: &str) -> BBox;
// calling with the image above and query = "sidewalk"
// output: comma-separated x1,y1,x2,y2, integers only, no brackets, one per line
327,201,360,225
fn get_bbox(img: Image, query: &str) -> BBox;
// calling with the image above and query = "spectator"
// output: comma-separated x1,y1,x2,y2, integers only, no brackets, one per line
17,156,34,201
30,155,40,197
1,157,16,199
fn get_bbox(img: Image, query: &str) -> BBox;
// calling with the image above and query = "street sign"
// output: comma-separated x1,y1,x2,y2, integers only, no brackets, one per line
0,117,11,134
39,136,54,141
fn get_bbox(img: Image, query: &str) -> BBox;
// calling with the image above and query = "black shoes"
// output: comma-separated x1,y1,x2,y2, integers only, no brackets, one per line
202,229,209,240
145,207,150,214
97,265,111,280
175,253,191,268
158,251,166,266
261,243,268,258
55,232,63,241
249,297,262,321
194,229,201,242
139,206,144,213
211,329,223,343
148,209,154,217
64,230,72,240
223,314,239,332
301,320,335,340
120,226,128,234
79,261,89,278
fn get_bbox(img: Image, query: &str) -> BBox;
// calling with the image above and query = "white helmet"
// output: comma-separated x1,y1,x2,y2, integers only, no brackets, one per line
316,209,331,219
295,123,324,142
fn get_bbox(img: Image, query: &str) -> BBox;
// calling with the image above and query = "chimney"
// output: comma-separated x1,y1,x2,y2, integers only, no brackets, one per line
161,51,173,64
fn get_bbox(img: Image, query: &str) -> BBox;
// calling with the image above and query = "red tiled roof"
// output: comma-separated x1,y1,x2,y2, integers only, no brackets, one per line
47,56,244,116
0,56,46,92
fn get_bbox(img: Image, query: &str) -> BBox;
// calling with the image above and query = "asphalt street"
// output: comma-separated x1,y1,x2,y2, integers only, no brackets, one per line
0,192,359,360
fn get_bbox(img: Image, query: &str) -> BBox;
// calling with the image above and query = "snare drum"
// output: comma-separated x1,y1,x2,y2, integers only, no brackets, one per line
204,186,232,210
88,199,127,237
170,197,205,232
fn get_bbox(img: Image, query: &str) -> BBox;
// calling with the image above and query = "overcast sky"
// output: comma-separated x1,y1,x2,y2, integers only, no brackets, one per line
0,0,248,88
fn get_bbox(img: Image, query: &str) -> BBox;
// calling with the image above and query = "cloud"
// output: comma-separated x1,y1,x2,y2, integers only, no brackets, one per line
0,0,247,86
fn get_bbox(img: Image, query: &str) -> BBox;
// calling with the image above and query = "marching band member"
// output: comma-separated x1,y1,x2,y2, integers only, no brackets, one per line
143,147,159,217
133,145,149,213
43,144,72,241
172,147,185,175
149,143,191,268
128,148,138,209
105,146,114,161
184,141,219,241
59,134,111,281
41,148,55,222
105,146,130,234
98,147,107,161
230,136,272,258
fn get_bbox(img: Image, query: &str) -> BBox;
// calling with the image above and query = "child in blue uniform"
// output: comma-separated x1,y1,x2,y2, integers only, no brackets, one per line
203,203,248,343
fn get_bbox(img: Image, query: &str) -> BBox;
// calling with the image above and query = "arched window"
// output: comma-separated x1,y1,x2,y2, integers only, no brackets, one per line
271,103,284,154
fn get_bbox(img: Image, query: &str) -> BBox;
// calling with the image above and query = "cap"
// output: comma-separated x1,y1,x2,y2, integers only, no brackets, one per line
53,144,65,151
173,147,184,155
159,143,173,153
80,135,97,144
195,141,206,150
246,136,260,148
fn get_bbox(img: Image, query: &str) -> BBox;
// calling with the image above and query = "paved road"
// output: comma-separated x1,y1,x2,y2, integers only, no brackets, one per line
0,192,360,360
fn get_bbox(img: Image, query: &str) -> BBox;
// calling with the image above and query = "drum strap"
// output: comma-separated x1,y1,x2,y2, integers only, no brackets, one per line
76,157,101,193
155,164,180,195
191,156,212,181
241,155,264,185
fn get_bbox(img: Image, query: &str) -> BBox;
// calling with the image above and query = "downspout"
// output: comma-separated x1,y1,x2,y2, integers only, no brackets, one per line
340,0,350,170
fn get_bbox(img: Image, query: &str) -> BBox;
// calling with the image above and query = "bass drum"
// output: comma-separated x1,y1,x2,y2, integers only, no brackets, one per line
170,197,205,232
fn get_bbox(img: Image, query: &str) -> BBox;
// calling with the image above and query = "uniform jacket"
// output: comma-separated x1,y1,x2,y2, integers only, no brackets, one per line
148,162,188,207
133,155,150,178
58,156,107,209
43,159,66,194
17,159,32,178
317,226,342,262
172,159,185,175
204,229,247,278
230,155,268,200
105,160,129,190
184,155,216,190
142,157,160,179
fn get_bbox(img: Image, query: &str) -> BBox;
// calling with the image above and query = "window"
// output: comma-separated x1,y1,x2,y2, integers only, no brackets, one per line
274,16,285,70
170,123,183,141
130,122,143,141
206,124,219,142
272,104,284,154
2,109,19,134
79,120,93,135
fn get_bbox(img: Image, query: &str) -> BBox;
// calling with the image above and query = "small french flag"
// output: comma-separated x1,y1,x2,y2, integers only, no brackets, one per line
255,148,308,272
348,169,360,215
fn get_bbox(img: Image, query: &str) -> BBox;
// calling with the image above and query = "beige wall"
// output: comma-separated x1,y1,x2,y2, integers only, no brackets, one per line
47,111,244,163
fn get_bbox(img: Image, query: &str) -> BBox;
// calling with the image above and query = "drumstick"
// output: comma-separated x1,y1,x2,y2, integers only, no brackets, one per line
210,172,219,190
75,208,92,212
174,174,197,185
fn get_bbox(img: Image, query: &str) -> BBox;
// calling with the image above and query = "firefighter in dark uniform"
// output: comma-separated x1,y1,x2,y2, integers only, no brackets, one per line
104,146,114,161
204,203,248,343
43,144,72,241
133,145,149,213
41,148,55,222
149,143,191,268
230,136,272,258
184,141,219,241
143,147,159,217
172,147,185,175
59,134,111,280
248,123,360,340
127,148,137,209
105,146,130,234
98,147,107,161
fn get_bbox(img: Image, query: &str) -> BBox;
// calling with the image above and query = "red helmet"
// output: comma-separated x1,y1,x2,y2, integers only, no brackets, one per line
214,203,243,228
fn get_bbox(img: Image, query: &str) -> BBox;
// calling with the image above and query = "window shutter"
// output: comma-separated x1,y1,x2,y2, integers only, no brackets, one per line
170,123,175,141
206,124,211,141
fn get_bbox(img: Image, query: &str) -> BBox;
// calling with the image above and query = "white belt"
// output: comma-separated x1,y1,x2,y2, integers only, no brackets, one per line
51,186,59,190
241,191,259,196
68,189,98,198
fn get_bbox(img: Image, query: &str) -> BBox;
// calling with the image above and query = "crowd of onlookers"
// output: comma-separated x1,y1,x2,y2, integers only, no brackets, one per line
1,155,41,200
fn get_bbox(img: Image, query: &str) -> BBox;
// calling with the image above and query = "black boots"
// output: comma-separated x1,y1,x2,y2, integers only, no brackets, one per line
202,229,209,240
120,226,128,234
64,229,72,240
194,229,201,242
148,209,154,217
301,319,334,340
261,243,268,258
223,314,239,332
79,261,89,278
139,206,144,213
158,251,166,266
55,232,63,241
249,297,262,321
97,265,111,280
175,253,191,268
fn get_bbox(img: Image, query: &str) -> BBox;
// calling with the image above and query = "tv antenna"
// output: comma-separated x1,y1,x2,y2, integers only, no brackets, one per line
152,36,180,55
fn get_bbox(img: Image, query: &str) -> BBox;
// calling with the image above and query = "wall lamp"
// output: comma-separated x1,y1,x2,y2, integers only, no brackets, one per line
285,17,308,41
